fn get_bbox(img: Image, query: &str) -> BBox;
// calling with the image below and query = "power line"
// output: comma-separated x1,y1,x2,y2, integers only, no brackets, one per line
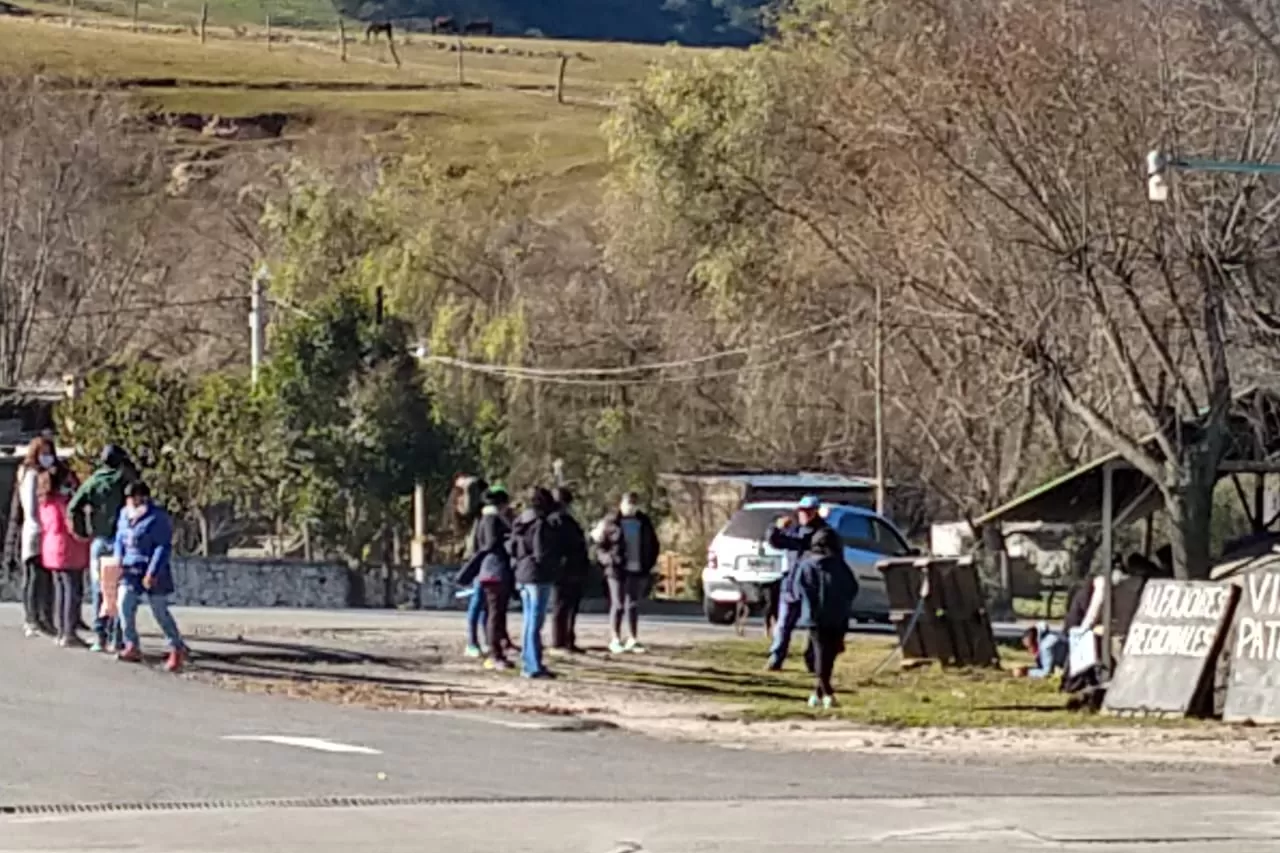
425,340,851,386
421,316,853,379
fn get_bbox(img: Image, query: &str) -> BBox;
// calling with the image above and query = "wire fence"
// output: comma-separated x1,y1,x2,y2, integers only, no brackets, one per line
21,0,614,104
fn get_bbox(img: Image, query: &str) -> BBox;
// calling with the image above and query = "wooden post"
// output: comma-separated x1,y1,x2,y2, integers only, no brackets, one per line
131,0,139,32
66,0,74,27
387,28,401,68
199,1,208,44
455,36,464,85
337,17,347,62
265,13,271,51
555,54,568,103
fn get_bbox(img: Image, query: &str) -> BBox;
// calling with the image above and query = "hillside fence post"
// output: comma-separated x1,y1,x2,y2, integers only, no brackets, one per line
387,27,401,68
66,0,74,27
338,17,347,61
199,1,208,44
456,36,464,85
131,0,139,32
555,54,568,103
265,13,271,51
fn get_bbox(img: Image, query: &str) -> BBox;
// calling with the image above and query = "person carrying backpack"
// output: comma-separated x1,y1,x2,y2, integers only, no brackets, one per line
509,487,560,678
791,528,858,709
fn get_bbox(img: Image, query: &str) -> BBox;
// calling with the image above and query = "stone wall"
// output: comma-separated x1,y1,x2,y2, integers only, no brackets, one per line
169,557,351,608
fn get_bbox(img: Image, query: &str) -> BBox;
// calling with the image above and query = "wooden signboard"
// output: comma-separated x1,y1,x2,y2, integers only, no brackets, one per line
1103,580,1238,717
879,557,999,667
1224,570,1280,723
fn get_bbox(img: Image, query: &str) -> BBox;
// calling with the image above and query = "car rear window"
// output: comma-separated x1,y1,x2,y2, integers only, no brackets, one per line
721,507,783,540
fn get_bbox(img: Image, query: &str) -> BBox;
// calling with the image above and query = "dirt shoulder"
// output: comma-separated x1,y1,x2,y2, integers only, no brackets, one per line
176,614,1280,768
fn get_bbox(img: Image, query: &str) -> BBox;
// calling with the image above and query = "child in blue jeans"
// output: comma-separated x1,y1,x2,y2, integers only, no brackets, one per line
114,481,186,672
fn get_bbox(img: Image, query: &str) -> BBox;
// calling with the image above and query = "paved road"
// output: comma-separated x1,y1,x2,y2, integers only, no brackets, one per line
2,605,1277,852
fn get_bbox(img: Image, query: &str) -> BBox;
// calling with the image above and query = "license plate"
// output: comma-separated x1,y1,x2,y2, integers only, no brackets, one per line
735,555,781,574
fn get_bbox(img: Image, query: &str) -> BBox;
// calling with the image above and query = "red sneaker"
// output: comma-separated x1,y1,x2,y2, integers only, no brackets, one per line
117,644,142,663
164,648,186,673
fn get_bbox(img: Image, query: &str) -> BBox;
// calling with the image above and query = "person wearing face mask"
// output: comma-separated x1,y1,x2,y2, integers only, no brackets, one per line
37,463,90,647
114,481,185,671
16,437,58,637
69,444,136,652
592,492,661,654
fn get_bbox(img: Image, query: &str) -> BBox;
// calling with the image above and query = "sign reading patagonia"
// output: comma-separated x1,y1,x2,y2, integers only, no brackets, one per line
1103,580,1238,717
1224,570,1280,722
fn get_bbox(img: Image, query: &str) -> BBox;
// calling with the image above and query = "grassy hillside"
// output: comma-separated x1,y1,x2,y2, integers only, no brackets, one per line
0,8,699,201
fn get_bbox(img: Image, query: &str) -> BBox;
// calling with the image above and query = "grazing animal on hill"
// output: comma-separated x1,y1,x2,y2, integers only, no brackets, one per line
463,18,493,35
365,21,393,43
431,15,457,34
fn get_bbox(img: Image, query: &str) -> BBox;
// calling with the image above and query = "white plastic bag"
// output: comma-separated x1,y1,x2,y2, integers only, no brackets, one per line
1068,626,1098,676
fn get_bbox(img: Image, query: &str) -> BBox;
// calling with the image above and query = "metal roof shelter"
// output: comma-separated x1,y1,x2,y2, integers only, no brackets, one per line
974,386,1280,678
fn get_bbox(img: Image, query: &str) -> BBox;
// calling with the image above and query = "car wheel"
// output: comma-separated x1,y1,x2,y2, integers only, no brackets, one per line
704,597,736,625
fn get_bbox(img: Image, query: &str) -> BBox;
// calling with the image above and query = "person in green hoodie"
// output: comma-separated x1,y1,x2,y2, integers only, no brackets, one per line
68,444,136,652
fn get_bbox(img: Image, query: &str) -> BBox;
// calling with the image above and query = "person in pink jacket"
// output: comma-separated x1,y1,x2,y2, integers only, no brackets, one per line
38,467,89,647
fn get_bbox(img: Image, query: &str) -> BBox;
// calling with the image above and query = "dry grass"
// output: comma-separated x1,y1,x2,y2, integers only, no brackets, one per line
0,12,675,200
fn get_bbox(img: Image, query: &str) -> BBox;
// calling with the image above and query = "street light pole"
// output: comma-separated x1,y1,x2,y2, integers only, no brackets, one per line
250,264,269,388
1147,149,1280,202
874,277,887,516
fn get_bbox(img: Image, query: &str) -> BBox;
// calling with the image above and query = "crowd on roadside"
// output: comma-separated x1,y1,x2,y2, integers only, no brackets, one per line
8,437,864,705
455,483,862,708
454,482,661,678
8,437,186,672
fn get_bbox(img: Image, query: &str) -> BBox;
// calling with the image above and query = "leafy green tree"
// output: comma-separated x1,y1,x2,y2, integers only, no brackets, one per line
263,287,461,563
58,361,191,516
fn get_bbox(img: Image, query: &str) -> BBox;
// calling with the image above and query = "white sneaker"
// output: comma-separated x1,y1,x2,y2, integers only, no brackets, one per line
822,695,837,710
807,694,820,708
608,638,625,654
624,637,646,654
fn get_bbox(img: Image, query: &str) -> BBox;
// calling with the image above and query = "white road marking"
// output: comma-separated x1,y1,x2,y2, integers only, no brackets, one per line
221,735,382,755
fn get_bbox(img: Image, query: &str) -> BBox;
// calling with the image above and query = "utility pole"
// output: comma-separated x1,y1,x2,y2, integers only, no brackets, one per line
250,264,268,387
873,277,886,516
1147,149,1280,202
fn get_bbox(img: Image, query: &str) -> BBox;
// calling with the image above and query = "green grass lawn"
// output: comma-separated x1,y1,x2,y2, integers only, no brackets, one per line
605,636,1204,729
1013,594,1069,622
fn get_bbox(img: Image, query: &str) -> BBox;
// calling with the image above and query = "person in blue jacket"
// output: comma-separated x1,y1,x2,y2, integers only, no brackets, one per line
113,481,186,672
791,528,858,709
766,495,841,671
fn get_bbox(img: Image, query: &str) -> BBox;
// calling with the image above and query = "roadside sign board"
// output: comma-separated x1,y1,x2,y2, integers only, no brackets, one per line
1224,570,1280,722
1103,580,1237,717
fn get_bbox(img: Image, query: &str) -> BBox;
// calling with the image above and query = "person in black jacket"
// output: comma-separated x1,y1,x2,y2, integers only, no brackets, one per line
766,495,840,671
549,487,590,654
792,528,857,709
592,492,661,654
457,485,515,666
509,487,560,678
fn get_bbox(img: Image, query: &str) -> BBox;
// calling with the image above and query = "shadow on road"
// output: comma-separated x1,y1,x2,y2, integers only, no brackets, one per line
182,635,488,698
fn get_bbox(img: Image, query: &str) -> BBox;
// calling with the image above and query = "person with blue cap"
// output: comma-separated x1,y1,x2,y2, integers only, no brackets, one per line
765,495,841,671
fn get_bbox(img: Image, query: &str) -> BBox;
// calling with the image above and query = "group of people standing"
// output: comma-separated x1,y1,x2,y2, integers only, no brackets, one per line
456,482,660,677
10,439,186,671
